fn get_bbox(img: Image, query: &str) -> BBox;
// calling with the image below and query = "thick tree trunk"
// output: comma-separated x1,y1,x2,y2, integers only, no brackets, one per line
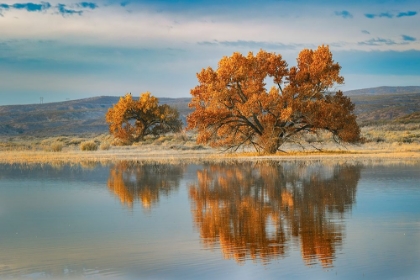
261,137,283,154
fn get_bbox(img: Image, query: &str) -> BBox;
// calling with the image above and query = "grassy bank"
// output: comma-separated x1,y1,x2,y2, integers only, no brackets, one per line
1,123,420,164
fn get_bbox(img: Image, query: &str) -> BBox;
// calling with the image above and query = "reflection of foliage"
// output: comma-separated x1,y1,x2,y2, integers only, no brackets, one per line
189,162,360,266
107,162,184,209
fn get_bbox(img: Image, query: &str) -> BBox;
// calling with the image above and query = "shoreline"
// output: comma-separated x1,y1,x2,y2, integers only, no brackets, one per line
1,146,420,164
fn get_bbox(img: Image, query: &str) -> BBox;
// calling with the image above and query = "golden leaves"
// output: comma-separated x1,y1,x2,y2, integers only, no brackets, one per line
187,45,360,153
106,92,182,144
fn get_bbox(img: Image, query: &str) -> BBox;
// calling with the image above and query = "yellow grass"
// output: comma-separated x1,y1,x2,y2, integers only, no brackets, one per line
0,142,419,165
1,126,420,164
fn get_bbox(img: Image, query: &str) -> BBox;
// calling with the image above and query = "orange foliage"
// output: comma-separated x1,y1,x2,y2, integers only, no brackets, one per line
187,45,360,153
106,92,182,144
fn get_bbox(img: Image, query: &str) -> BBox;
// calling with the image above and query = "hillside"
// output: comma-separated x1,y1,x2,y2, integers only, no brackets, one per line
0,87,419,135
345,86,420,96
350,92,420,124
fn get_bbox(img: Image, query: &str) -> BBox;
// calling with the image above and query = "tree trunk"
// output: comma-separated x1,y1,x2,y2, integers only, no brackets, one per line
261,137,283,154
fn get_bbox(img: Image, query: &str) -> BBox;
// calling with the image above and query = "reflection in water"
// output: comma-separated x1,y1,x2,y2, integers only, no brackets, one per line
189,162,361,266
107,162,184,209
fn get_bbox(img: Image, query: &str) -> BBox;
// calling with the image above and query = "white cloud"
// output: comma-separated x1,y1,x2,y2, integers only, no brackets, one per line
0,1,417,51
1,0,419,104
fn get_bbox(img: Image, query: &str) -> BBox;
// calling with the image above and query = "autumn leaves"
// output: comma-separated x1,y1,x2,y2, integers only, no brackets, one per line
187,45,360,153
107,45,360,153
105,92,182,144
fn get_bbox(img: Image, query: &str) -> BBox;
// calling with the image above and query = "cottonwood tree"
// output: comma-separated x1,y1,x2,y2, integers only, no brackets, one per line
106,92,182,144
187,45,360,153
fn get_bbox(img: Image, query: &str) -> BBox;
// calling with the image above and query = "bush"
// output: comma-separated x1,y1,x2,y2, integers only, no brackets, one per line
68,137,83,145
99,142,111,150
80,141,98,151
153,136,167,145
50,142,63,152
173,131,188,142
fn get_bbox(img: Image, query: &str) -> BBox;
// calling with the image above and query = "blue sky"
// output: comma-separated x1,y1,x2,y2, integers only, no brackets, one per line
0,0,419,105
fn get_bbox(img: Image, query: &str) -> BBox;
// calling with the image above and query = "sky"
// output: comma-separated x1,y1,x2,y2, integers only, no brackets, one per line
0,0,419,105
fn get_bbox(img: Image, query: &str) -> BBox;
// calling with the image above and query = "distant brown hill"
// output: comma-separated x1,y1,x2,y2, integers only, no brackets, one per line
350,92,420,124
345,86,420,96
0,87,419,135
395,112,420,123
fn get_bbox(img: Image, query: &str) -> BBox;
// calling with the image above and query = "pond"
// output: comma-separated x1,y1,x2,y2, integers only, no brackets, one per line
0,160,419,279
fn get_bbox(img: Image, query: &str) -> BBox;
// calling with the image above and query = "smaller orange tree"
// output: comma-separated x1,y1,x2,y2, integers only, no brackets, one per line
106,92,182,144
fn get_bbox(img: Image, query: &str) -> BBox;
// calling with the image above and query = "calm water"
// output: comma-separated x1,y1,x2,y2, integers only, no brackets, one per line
0,160,419,279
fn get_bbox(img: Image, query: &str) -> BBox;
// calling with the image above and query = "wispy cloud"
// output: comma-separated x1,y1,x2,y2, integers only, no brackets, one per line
365,11,417,19
120,1,130,7
365,12,393,19
358,38,397,46
396,11,417,18
0,2,51,13
57,4,82,16
0,2,99,17
358,36,416,46
197,40,310,50
402,35,416,42
361,30,370,35
334,10,352,19
77,2,98,10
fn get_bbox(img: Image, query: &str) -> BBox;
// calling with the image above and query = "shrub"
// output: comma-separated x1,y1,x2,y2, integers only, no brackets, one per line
50,142,63,152
80,141,98,151
100,142,111,150
173,131,188,142
68,137,83,145
153,136,167,145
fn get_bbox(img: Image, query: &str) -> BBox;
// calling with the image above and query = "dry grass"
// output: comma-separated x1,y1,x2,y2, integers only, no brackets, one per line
1,124,420,164
99,142,111,150
49,142,63,152
80,140,98,151
361,123,420,144
0,141,419,165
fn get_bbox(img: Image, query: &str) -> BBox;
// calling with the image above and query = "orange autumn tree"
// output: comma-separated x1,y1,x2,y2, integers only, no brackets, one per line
187,45,360,153
106,92,182,144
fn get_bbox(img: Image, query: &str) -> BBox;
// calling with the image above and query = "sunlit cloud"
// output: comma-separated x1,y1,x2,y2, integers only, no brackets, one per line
0,0,419,104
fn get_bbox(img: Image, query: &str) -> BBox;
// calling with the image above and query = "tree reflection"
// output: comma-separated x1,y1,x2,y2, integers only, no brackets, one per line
189,162,361,266
107,162,184,209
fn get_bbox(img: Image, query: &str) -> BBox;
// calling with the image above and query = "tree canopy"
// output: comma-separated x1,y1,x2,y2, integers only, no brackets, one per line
106,92,182,144
187,45,360,153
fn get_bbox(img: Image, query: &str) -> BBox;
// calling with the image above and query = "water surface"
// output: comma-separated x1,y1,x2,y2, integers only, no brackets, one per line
0,160,419,279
